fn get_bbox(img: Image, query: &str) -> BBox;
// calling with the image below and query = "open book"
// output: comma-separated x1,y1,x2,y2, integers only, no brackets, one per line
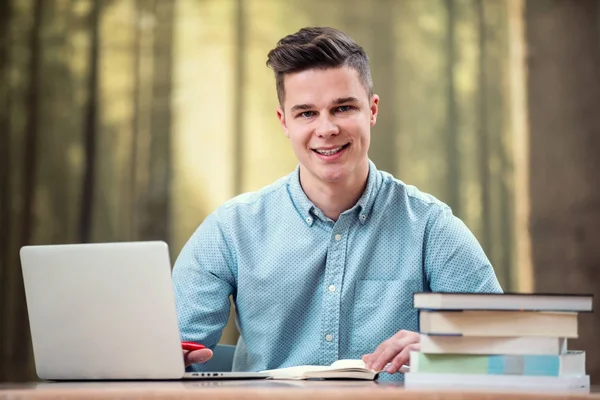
261,359,378,380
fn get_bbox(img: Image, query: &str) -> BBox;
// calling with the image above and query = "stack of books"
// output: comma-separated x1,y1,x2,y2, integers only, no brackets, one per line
405,292,593,392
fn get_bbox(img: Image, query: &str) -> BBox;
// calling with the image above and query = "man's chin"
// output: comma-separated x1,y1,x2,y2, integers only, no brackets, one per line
318,168,348,183
300,162,349,184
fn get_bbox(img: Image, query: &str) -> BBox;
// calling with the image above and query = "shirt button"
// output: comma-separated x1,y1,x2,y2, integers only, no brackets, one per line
325,334,333,342
359,214,366,221
335,234,342,241
328,285,336,292
306,217,312,223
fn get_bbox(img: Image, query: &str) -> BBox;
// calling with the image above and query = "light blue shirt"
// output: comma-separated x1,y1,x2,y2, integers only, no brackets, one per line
173,160,502,380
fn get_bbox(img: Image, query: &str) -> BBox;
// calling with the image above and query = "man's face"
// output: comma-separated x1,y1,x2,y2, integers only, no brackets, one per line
277,66,379,186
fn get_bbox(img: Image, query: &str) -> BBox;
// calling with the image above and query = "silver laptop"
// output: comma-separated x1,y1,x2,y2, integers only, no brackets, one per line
19,241,269,381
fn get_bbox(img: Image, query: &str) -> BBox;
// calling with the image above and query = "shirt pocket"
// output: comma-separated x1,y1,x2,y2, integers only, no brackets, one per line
348,279,421,353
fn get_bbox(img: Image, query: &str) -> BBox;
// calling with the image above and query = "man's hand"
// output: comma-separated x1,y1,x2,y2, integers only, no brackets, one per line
362,330,420,373
183,348,213,367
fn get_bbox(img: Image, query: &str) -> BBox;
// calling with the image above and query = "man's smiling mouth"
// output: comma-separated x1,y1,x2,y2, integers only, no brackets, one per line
312,143,350,155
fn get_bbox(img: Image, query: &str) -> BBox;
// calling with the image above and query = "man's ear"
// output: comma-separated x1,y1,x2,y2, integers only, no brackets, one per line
369,94,380,127
276,106,290,138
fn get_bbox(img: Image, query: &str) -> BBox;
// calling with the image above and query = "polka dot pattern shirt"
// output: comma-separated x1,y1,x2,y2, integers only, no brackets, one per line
172,160,502,381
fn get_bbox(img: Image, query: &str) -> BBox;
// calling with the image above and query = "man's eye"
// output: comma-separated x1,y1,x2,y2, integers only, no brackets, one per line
337,105,351,112
300,111,315,118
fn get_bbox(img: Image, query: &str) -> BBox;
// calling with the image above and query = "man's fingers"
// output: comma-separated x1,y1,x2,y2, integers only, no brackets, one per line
370,336,414,371
183,348,213,367
364,338,393,369
385,342,420,374
391,330,410,341
363,331,421,371
366,331,416,368
362,339,388,368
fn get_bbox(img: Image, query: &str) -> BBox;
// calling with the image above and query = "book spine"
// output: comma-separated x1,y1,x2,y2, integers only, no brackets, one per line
419,334,567,356
411,352,584,377
405,372,591,392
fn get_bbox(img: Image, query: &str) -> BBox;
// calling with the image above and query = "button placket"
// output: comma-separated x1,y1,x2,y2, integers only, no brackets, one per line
321,217,352,363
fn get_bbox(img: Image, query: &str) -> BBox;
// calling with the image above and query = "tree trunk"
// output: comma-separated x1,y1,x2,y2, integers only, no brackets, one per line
445,0,460,215
233,0,245,196
476,0,491,256
79,0,100,243
129,0,142,240
526,0,600,384
367,0,397,175
0,0,13,383
140,0,174,242
0,0,12,280
20,0,43,251
492,0,514,291
507,0,533,292
8,0,44,382
484,0,512,288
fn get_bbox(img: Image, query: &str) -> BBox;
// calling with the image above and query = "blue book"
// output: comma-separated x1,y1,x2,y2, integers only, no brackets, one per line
410,351,585,376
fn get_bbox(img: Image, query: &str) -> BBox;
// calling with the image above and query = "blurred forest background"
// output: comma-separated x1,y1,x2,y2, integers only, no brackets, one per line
1,0,599,384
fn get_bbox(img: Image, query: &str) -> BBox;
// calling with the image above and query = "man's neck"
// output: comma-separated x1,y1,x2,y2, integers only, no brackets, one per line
299,162,369,222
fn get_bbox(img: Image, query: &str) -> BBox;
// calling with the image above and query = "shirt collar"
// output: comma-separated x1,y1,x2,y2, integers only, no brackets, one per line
287,160,382,227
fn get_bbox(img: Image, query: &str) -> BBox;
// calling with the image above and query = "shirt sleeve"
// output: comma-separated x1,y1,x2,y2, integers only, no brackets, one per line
172,212,236,362
424,206,503,293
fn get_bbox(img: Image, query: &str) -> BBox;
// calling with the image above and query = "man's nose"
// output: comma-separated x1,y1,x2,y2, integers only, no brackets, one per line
315,115,339,138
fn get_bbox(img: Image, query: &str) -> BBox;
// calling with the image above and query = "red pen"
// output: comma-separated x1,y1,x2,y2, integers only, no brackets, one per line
181,341,207,351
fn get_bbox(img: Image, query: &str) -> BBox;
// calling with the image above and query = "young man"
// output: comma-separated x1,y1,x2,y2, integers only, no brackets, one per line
173,27,502,379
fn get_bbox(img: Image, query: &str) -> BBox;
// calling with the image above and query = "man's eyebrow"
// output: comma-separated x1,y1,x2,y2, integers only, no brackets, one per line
290,103,315,113
332,97,359,105
289,97,359,113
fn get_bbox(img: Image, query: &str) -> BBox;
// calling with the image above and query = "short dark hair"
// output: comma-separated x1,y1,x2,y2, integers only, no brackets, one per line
266,27,373,106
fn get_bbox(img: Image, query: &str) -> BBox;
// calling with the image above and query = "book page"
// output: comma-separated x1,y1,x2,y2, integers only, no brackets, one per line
261,359,379,380
261,365,330,379
329,359,368,370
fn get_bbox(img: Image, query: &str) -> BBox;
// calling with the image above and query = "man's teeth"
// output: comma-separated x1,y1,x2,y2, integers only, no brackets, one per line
315,146,344,155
